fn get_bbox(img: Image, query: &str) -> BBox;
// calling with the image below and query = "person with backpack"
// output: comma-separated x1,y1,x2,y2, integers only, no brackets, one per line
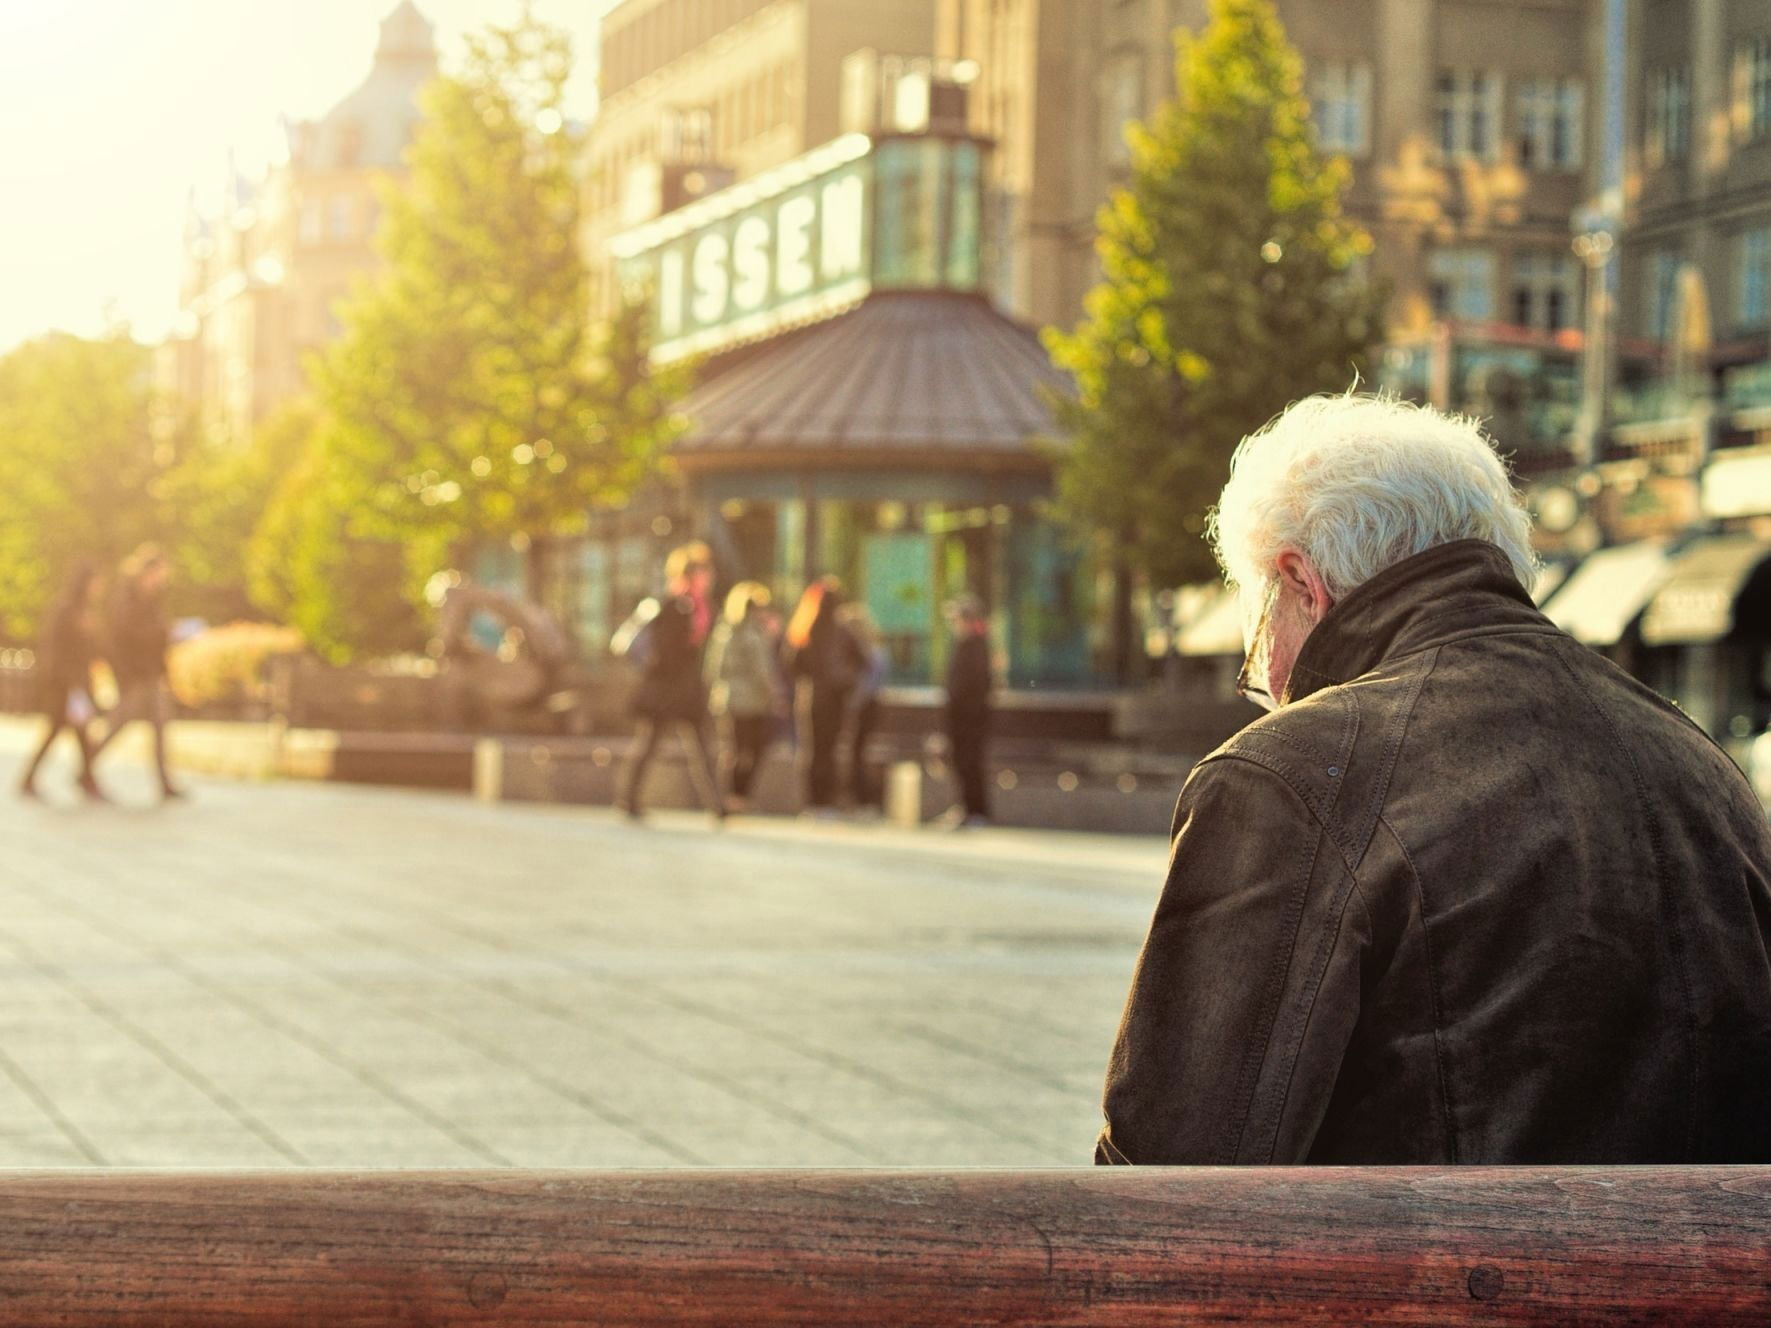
705,581,780,812
614,542,726,823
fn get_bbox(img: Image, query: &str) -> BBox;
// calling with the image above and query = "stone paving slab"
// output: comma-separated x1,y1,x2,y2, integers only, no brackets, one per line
0,724,1166,1167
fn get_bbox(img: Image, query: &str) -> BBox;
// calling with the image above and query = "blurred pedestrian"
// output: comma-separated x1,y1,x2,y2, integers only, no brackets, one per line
16,560,108,802
839,602,888,812
785,578,864,815
941,593,993,828
758,601,794,750
616,542,726,822
90,545,183,801
706,581,778,812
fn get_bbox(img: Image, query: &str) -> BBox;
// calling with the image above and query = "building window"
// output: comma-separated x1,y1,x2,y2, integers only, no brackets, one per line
1437,69,1503,162
1644,249,1682,341
1645,66,1691,166
1100,52,1143,166
1428,248,1496,321
1739,228,1771,330
328,196,353,241
1516,77,1583,170
1511,251,1578,332
298,199,324,245
1737,36,1771,141
1310,61,1372,156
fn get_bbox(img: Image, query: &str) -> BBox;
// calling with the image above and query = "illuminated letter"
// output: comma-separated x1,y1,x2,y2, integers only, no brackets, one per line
776,195,816,297
820,172,866,280
691,232,730,326
731,215,772,311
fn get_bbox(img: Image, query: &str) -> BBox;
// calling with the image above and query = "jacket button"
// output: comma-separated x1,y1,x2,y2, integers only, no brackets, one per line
1327,766,1341,778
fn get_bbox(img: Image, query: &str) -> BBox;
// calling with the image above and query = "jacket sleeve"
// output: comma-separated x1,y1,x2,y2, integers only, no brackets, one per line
1096,755,1365,1165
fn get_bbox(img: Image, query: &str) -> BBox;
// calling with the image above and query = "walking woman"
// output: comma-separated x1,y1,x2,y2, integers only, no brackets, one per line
16,560,107,801
89,544,183,801
785,578,864,814
705,581,780,811
616,542,727,822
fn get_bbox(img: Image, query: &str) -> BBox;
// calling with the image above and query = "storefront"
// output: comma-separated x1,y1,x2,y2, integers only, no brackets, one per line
598,126,1105,689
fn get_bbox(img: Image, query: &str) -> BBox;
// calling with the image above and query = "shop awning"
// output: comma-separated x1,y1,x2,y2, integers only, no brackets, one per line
674,291,1069,463
1640,534,1771,646
1174,585,1246,657
1542,541,1672,646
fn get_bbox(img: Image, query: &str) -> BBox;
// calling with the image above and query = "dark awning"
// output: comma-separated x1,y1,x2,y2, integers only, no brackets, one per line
1542,541,1672,646
674,291,1069,466
1640,534,1771,646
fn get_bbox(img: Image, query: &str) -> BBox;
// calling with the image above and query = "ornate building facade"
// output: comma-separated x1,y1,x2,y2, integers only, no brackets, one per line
935,0,1599,461
156,2,437,443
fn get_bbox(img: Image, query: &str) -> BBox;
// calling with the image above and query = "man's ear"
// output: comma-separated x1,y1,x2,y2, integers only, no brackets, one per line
1274,550,1336,625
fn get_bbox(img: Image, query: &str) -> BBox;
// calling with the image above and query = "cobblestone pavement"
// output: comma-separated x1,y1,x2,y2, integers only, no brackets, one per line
0,728,1167,1168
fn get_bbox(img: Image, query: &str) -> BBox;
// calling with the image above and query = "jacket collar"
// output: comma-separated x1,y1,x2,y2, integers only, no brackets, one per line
1284,539,1548,705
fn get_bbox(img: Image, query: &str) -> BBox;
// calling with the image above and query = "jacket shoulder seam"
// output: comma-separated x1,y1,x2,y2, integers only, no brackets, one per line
1227,823,1327,1161
1376,813,1461,1164
1196,750,1358,870
1343,646,1440,866
1258,858,1366,1162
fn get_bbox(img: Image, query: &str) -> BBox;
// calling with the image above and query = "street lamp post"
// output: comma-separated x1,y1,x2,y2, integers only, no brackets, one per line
1571,222,1615,473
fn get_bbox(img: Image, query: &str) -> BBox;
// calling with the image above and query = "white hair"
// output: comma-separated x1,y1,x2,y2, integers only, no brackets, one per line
1208,393,1538,602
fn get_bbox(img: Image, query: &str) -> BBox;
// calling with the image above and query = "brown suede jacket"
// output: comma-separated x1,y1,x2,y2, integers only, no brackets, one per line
1098,539,1771,1164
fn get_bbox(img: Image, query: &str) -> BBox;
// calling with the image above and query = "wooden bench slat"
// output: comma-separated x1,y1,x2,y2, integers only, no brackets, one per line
0,1167,1763,1325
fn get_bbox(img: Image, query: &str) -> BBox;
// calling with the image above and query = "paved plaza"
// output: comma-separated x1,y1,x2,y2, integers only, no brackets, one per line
0,727,1167,1168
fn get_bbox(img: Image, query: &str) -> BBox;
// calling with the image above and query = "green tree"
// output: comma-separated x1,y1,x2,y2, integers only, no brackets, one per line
314,7,683,602
159,398,316,624
1044,0,1383,592
245,405,431,663
0,332,173,641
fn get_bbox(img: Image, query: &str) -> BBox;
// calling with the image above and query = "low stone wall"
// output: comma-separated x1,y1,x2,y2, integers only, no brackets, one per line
474,735,1183,834
2,710,1180,834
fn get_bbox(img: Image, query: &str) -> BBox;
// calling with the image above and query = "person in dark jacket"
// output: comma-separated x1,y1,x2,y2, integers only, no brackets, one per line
617,542,726,822
16,560,107,801
1098,393,1771,1166
942,594,993,827
89,545,182,801
838,602,888,812
785,578,864,815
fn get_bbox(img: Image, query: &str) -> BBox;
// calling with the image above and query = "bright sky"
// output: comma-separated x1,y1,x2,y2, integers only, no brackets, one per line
0,0,619,355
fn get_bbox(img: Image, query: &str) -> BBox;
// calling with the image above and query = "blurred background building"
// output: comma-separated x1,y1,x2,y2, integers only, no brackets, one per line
147,0,1771,748
549,0,1110,694
940,0,1599,457
155,1,437,443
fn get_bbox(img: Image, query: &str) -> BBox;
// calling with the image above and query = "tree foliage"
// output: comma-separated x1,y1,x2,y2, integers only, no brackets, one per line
1044,0,1384,588
313,8,684,599
0,333,174,640
157,398,314,624
243,402,430,663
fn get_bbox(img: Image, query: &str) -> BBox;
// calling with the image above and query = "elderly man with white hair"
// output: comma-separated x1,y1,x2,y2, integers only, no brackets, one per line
1098,393,1771,1165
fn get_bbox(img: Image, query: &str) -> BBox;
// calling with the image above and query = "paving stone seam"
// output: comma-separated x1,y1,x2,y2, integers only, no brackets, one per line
0,922,306,1165
7,871,508,1168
